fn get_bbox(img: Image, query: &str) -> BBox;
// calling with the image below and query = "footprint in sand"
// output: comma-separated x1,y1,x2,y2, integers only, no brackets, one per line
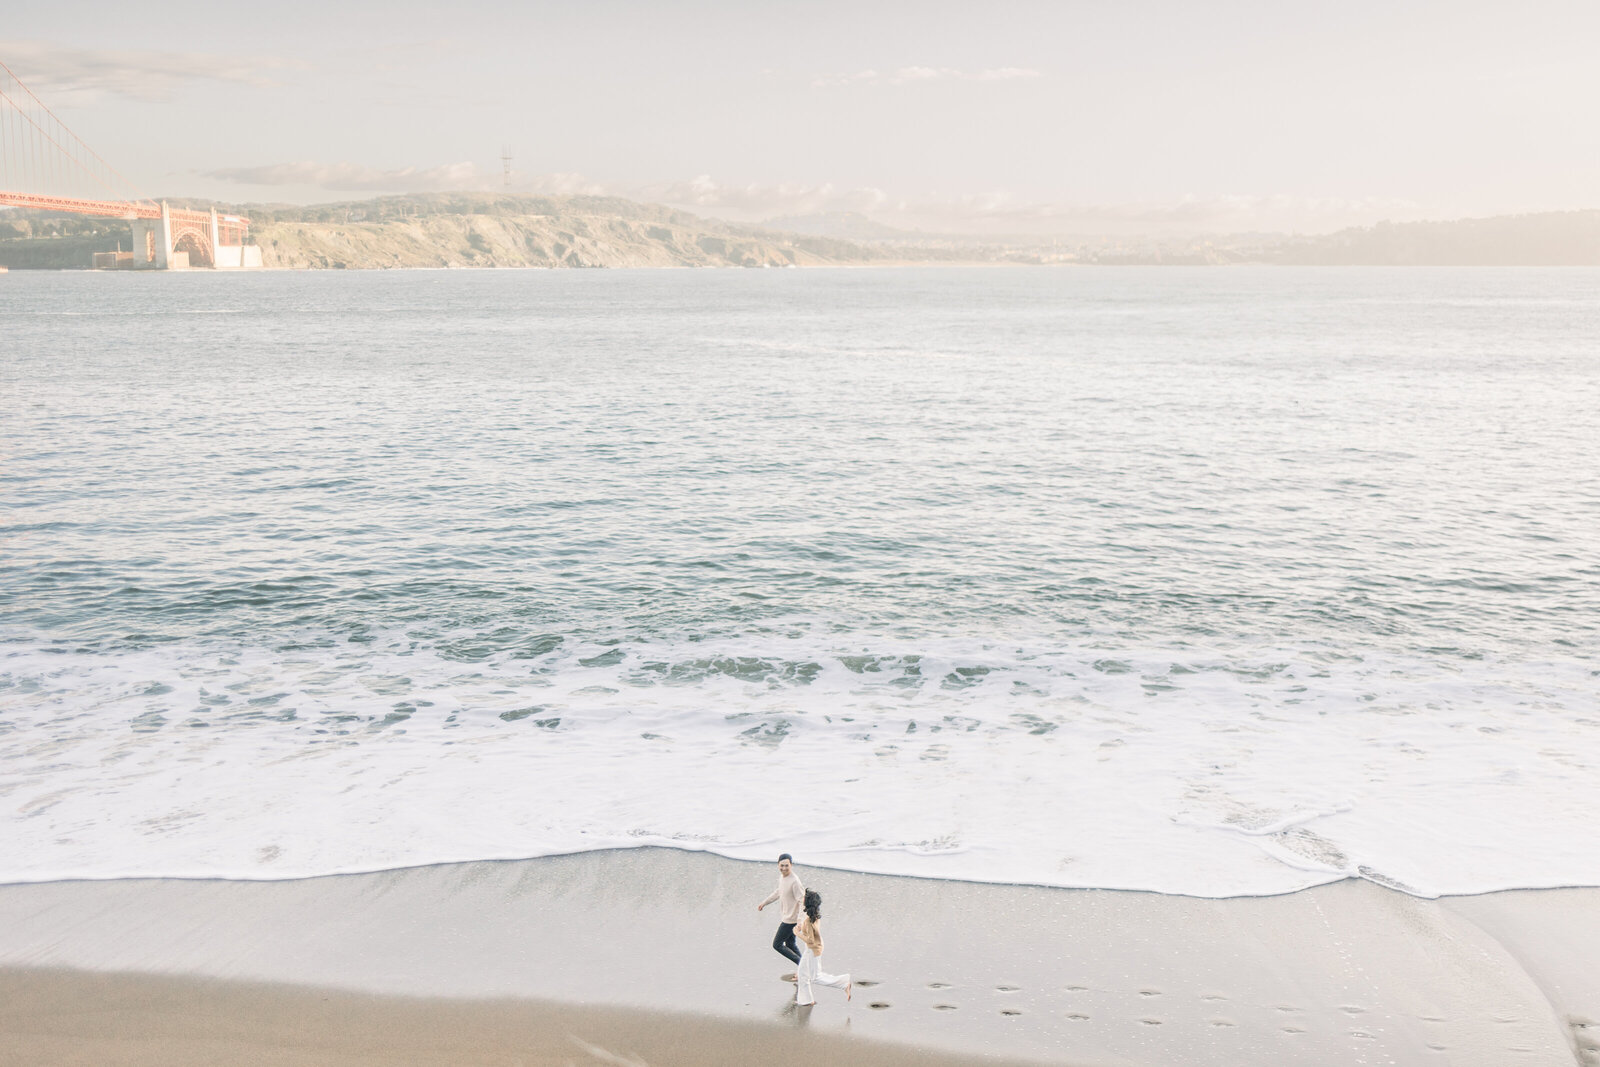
1339,1005,1366,1015
932,1004,958,1011
853,980,880,988
868,1002,891,1010
1066,1013,1090,1021
927,982,951,990
1200,993,1227,1002
1139,1019,1162,1026
1350,1031,1375,1040
1065,985,1089,992
1209,1019,1236,1028
1138,989,1162,998
996,985,1020,992
1001,1009,1023,1016
1276,1006,1300,1013
1281,1026,1306,1034
1427,1044,1448,1052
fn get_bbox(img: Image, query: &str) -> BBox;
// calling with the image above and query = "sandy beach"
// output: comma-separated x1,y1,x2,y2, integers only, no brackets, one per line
1,849,1595,1066
0,969,1030,1067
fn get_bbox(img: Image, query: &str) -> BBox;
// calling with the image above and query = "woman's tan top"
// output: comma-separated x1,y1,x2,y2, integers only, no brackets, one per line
796,915,823,958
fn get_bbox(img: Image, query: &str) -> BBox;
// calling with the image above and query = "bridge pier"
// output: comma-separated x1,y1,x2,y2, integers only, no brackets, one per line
128,202,174,268
121,201,259,269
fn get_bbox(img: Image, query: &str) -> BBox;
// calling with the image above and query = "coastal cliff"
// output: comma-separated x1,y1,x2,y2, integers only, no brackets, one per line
2,195,1594,269
0,192,953,270
247,195,897,269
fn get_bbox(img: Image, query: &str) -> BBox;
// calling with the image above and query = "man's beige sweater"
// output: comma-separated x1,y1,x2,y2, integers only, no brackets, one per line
760,871,806,923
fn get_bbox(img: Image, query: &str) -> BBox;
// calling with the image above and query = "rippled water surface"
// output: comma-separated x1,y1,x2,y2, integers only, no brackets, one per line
3,267,1597,895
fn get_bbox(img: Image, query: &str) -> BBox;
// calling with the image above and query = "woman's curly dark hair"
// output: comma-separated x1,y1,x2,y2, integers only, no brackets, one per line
803,888,822,923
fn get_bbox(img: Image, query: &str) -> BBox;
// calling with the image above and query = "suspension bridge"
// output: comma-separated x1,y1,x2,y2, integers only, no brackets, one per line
0,56,256,269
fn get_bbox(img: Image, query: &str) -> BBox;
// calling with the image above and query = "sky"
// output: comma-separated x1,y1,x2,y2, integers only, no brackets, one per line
2,0,1597,236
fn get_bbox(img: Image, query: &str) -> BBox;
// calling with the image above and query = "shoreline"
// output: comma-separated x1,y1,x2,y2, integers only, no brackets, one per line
6,261,1600,272
7,832,1599,897
2,848,1595,1065
10,843,1600,898
0,259,1024,273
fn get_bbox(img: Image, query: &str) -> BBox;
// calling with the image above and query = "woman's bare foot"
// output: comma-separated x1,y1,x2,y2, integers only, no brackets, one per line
781,972,797,982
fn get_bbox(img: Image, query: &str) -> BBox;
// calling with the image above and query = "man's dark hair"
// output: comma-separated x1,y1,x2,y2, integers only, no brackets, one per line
778,853,793,863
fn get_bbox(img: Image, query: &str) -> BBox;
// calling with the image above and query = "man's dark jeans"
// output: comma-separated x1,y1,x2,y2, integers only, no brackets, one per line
772,921,800,965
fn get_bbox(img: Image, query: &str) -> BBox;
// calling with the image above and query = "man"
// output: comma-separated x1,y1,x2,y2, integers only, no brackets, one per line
756,853,805,977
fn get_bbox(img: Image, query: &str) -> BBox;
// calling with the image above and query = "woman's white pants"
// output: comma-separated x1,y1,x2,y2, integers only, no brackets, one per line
795,945,849,1005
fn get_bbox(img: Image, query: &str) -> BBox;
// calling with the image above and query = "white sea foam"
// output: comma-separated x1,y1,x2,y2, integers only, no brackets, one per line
2,627,1596,897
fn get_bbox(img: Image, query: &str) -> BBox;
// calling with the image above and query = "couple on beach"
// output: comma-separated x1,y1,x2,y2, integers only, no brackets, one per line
756,853,852,1006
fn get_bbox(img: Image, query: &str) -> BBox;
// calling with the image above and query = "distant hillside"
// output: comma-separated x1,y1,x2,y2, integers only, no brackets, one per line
1263,211,1600,266
0,212,135,268
2,197,1595,268
0,192,974,270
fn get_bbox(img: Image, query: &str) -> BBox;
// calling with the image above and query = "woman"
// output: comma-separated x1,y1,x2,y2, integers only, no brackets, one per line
794,888,852,1005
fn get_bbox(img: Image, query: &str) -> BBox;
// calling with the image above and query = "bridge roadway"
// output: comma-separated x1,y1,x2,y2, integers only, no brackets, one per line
0,190,252,268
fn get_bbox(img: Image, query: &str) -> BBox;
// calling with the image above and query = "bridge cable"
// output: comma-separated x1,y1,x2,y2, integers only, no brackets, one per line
0,57,156,208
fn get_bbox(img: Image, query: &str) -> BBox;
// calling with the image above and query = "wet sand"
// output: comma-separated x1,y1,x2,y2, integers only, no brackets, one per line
1,848,1596,1065
0,969,1038,1067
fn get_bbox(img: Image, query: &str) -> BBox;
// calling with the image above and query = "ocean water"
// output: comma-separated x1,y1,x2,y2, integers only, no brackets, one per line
2,266,1597,898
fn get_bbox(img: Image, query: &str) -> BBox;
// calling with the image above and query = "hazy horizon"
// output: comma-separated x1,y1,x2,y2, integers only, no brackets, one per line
4,0,1597,237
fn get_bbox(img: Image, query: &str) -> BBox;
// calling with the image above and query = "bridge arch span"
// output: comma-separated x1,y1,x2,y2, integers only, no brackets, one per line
171,224,214,268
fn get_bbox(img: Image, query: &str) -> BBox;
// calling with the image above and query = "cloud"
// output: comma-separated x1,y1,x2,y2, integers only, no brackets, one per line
642,177,1425,236
522,171,610,196
812,66,1041,88
639,175,889,217
864,192,1430,236
208,161,487,193
1,39,300,103
212,165,881,211
207,161,610,197
205,159,1424,237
